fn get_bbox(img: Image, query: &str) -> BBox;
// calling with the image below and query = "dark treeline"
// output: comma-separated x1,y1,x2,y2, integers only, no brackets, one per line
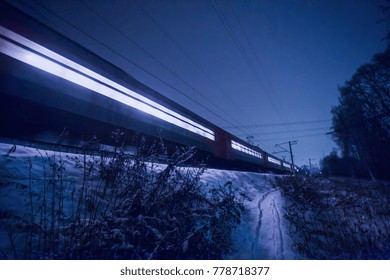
322,7,390,180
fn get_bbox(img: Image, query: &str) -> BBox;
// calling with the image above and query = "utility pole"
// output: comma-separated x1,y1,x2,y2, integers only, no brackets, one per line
288,140,298,175
308,158,316,176
275,140,298,175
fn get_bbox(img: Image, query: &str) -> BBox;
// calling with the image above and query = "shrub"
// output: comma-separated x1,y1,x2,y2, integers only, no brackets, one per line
275,176,390,259
0,134,243,259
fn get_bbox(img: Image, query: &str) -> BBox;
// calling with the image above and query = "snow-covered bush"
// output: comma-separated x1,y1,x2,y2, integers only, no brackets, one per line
65,141,243,259
276,176,390,259
0,135,243,259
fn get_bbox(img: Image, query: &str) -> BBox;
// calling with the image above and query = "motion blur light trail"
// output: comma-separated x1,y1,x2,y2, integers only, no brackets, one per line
0,26,215,141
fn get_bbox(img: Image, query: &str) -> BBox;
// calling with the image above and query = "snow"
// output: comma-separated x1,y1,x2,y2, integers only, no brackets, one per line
2,142,387,260
200,169,296,259
0,142,298,259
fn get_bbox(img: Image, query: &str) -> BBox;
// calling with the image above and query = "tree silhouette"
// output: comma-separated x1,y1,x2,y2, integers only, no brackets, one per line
331,46,390,180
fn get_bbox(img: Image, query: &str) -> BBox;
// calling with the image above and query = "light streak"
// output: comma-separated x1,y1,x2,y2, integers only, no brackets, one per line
0,26,215,140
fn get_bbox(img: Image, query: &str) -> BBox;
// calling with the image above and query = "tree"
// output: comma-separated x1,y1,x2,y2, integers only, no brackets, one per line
380,1,390,44
320,150,369,179
331,46,390,181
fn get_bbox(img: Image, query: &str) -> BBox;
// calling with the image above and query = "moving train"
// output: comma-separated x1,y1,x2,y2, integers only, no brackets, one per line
0,2,294,173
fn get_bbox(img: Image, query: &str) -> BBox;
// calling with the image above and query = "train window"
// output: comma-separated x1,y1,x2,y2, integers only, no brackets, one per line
231,140,262,159
0,26,215,141
267,156,281,165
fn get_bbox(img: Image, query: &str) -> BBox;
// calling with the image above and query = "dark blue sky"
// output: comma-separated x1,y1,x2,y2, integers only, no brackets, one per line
12,0,388,167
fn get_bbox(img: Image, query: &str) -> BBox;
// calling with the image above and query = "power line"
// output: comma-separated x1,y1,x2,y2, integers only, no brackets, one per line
208,0,291,153
78,0,263,138
19,0,276,151
210,0,257,81
275,140,298,174
210,0,286,124
20,1,330,155
237,126,332,137
133,0,257,139
79,0,277,152
224,119,332,129
260,131,334,142
208,0,282,151
228,0,287,122
22,1,194,105
25,0,248,134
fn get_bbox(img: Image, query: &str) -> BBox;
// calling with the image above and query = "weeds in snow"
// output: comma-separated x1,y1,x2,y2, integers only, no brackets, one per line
0,136,243,259
275,176,390,259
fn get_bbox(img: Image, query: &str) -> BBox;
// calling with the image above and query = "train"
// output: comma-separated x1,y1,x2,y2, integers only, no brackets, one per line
0,2,295,173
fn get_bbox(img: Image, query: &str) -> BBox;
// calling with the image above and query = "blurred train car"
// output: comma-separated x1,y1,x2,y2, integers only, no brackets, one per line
0,2,293,173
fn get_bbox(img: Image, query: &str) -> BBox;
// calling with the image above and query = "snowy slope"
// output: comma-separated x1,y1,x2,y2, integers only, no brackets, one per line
0,142,297,259
2,143,388,260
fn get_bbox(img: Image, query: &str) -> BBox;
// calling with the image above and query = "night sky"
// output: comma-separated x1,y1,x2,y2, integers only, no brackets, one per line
10,0,388,167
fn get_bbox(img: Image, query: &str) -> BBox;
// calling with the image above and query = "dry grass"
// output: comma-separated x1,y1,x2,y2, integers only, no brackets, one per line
275,176,390,259
0,138,243,259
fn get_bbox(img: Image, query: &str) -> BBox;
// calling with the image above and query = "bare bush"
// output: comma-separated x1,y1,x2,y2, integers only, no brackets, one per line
0,136,243,259
276,176,390,259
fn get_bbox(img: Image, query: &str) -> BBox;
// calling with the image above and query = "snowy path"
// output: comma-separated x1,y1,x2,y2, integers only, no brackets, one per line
251,189,277,258
250,189,286,259
270,194,285,259
210,172,296,260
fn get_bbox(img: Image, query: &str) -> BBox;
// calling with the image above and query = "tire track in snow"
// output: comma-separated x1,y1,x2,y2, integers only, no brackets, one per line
271,197,284,259
251,189,277,259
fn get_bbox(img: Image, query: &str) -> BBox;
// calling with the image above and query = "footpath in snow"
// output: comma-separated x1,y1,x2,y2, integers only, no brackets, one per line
201,169,296,259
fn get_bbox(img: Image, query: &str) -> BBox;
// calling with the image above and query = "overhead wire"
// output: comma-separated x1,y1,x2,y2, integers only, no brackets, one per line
133,0,257,139
224,119,332,129
227,0,287,121
22,0,248,136
20,0,197,106
208,0,285,151
225,0,298,152
237,126,332,137
260,132,334,142
210,0,287,123
210,0,260,85
226,2,336,162
77,0,252,133
16,0,331,156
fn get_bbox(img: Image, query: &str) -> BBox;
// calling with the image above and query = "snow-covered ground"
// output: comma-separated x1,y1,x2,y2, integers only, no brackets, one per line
201,170,296,259
0,142,297,259
2,142,388,260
